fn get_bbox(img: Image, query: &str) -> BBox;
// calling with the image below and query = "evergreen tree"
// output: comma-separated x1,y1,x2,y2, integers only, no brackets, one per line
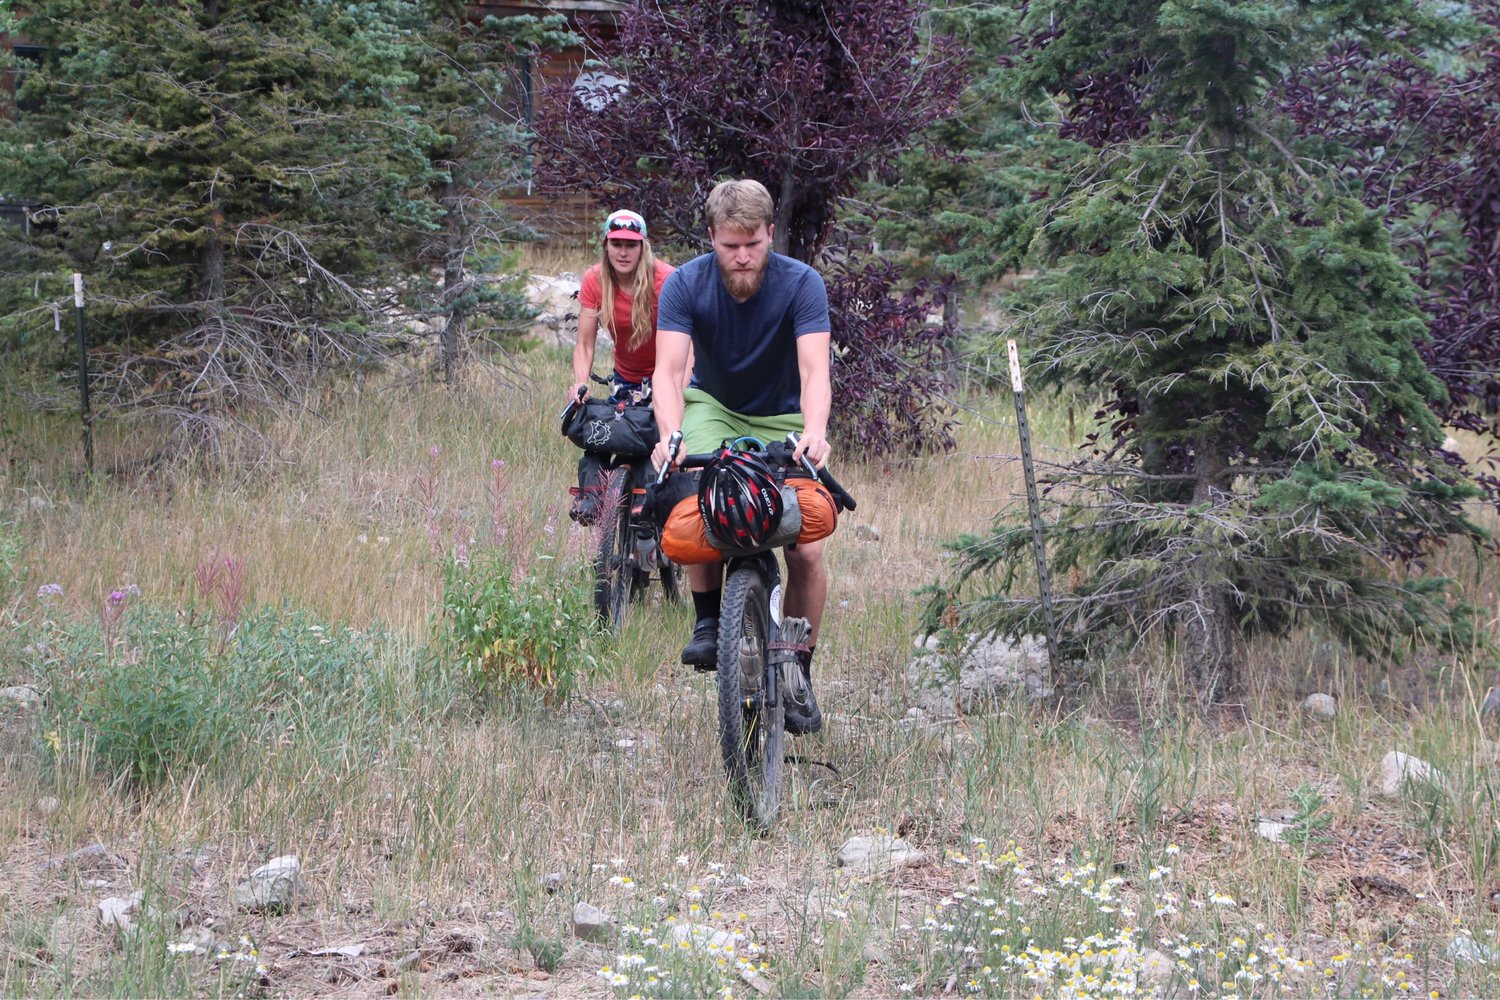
931,0,1486,702
0,1,434,452
855,1,1045,385
405,2,572,385
1280,5,1500,501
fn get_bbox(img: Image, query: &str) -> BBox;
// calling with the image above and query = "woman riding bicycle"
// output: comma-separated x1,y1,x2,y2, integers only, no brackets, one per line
568,209,676,525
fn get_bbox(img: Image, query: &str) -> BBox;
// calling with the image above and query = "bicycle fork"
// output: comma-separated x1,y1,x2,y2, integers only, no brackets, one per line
732,551,786,717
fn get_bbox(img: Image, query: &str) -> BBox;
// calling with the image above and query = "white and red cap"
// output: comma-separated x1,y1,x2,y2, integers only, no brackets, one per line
603,209,647,241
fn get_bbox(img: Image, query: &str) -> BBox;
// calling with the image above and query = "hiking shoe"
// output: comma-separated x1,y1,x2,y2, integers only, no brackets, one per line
681,619,719,669
568,485,603,526
784,666,822,736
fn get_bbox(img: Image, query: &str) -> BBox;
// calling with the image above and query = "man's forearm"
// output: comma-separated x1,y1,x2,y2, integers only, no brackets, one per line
800,376,830,438
655,386,684,438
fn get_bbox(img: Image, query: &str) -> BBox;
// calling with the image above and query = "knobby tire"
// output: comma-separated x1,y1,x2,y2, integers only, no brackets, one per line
716,566,784,830
593,468,631,630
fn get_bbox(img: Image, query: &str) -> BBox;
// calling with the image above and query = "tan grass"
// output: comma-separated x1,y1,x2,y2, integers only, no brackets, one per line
2,349,1499,997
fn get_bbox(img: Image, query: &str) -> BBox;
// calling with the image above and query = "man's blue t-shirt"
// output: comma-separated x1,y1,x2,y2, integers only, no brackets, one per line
656,251,830,416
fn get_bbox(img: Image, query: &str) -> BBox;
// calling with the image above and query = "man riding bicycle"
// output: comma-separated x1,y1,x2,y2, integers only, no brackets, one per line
651,179,834,737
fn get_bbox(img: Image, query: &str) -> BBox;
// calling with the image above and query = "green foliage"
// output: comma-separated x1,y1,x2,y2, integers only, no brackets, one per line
858,2,1049,287
0,0,437,428
440,550,599,704
36,603,385,789
933,0,1487,698
1281,784,1332,851
401,3,572,379
0,0,560,428
513,926,566,973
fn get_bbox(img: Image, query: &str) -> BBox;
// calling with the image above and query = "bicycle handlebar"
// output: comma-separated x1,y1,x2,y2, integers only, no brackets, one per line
655,433,858,512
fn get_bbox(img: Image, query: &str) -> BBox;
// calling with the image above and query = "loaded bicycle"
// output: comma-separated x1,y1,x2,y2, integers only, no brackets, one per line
561,375,683,629
654,431,856,829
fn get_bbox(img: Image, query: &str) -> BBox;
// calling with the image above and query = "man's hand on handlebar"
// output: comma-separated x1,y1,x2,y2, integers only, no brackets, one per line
791,431,831,469
567,383,588,405
651,433,682,477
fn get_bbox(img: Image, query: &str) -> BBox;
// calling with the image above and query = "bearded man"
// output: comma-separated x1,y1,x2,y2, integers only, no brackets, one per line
650,178,834,736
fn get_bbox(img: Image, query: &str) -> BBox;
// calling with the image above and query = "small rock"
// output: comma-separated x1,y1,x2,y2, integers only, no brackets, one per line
572,901,614,942
234,855,306,913
740,967,774,994
542,871,565,894
394,950,423,972
1442,436,1462,454
306,943,367,958
862,940,892,964
1256,818,1293,843
836,835,926,872
907,633,1058,715
36,796,60,817
670,923,744,951
98,890,146,931
1301,693,1337,718
1136,948,1175,986
46,843,125,872
854,524,881,542
1,685,43,711
1448,935,1498,964
170,926,221,956
1378,751,1443,796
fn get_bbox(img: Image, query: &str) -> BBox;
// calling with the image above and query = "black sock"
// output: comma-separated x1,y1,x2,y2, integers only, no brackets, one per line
692,588,722,625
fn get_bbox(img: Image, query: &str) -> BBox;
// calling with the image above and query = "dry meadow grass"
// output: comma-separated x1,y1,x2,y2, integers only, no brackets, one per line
1,344,1498,998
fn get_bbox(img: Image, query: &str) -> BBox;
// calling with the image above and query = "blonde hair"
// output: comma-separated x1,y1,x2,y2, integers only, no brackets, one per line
706,179,775,233
597,238,660,352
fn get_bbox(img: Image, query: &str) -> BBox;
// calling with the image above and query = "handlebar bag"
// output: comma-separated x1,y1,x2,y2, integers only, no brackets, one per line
785,474,838,543
662,486,804,563
563,399,659,457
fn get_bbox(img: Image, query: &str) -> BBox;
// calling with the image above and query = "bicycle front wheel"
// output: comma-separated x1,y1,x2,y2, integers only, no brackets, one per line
592,468,631,630
716,565,784,830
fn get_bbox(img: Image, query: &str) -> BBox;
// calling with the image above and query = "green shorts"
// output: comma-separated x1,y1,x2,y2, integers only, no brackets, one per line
681,387,804,455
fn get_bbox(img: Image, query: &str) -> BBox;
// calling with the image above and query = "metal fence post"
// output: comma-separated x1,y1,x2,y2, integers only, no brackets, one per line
74,273,93,477
1008,339,1059,677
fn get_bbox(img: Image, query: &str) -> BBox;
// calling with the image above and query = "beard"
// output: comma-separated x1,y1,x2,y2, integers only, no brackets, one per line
719,258,768,300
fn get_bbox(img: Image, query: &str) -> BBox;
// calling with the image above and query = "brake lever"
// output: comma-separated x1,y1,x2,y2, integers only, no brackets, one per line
785,431,821,480
785,431,858,512
559,384,587,423
654,430,683,486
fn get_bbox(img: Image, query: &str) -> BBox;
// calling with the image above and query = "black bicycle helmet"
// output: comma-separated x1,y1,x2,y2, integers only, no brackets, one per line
698,447,784,550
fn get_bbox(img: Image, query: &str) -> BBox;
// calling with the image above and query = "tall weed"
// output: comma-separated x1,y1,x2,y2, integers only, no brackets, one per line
34,602,389,788
439,547,599,704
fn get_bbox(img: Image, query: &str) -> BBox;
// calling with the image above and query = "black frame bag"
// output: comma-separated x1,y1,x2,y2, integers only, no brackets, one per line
562,398,659,458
